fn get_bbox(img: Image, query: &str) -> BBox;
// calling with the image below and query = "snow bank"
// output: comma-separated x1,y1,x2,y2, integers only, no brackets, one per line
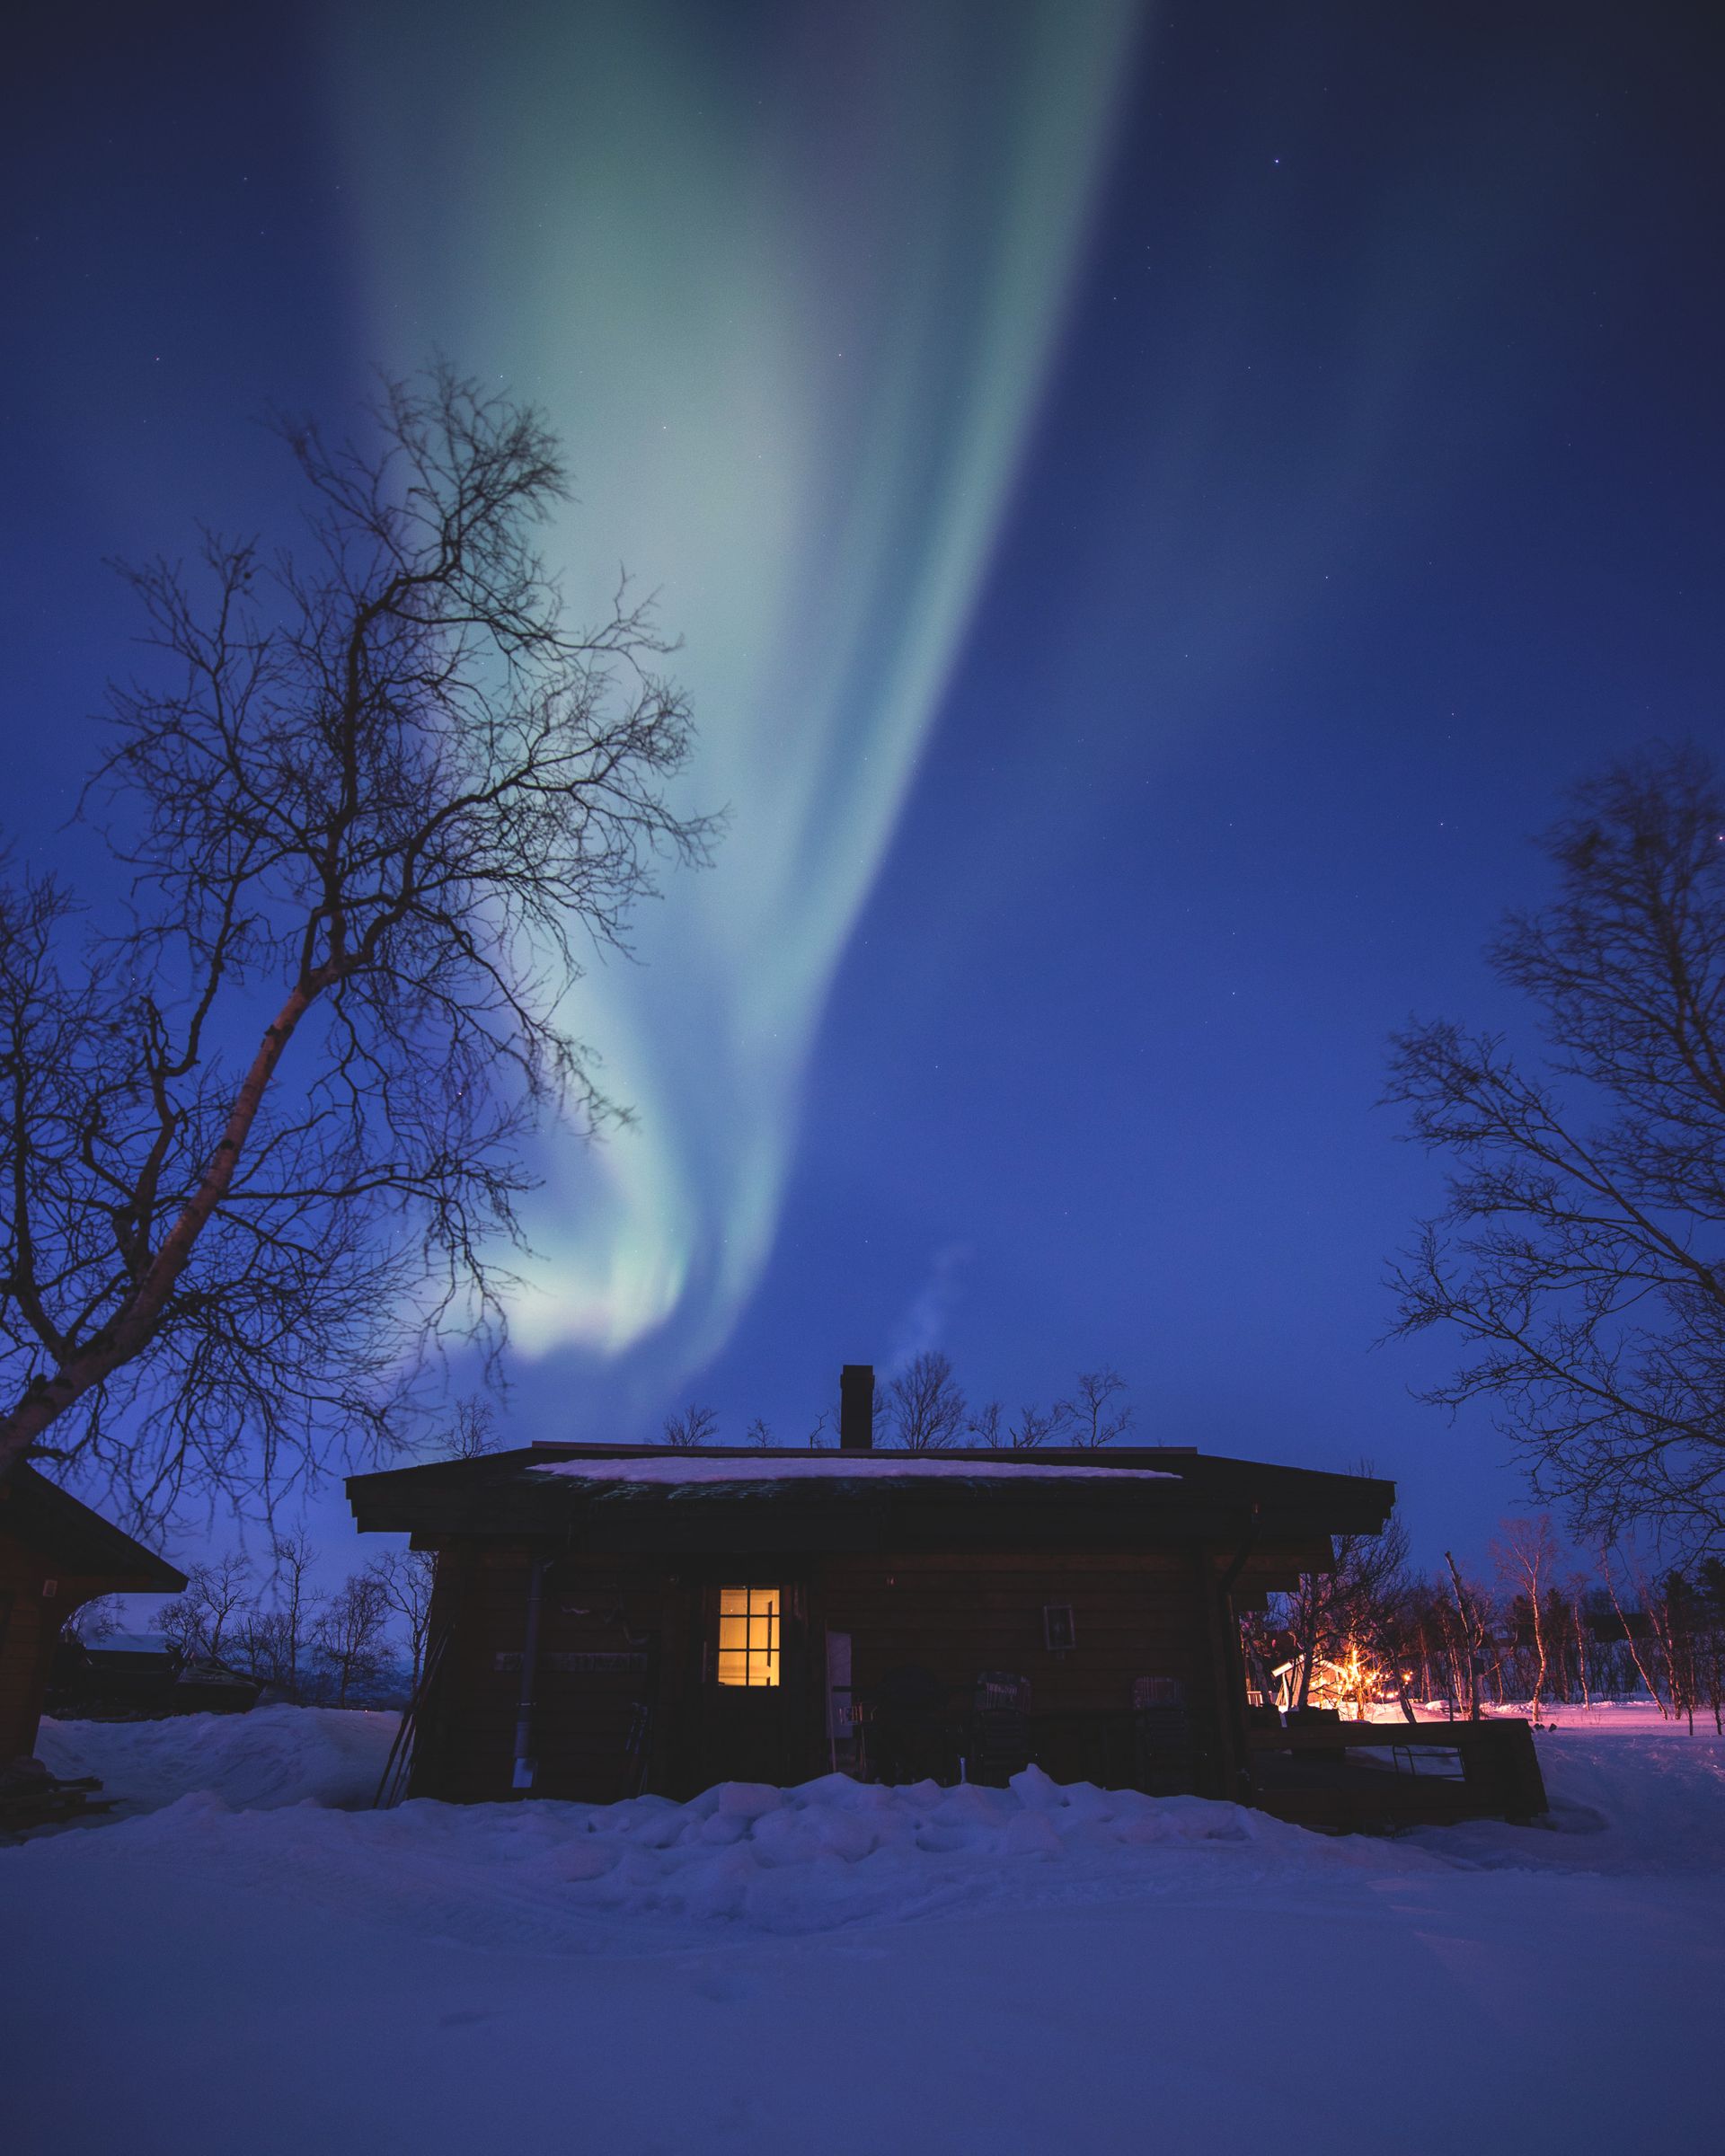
1413,1709,1725,1874
537,1453,1178,1483
5,1716,1722,2155
36,1704,399,1816
18,1701,1723,1967
22,1711,1432,1956
34,1699,1725,1892
13,1757,1430,1957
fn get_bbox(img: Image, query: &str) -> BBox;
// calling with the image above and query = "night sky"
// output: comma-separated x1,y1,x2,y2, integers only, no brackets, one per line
4,1,1722,1576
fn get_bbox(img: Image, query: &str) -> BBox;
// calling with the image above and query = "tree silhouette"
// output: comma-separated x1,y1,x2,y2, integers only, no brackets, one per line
1387,744,1725,1559
0,367,712,1523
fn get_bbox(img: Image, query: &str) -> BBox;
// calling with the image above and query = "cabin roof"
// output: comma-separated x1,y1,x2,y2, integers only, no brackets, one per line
0,1465,188,1593
536,1452,1181,1486
348,1443,1394,1553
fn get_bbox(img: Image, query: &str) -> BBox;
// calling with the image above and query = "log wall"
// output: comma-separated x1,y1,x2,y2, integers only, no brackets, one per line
0,1533,110,1763
408,1537,1257,1804
411,1542,681,1804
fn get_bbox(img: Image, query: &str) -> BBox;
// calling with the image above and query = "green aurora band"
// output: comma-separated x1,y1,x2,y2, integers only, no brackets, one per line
330,1,1142,1409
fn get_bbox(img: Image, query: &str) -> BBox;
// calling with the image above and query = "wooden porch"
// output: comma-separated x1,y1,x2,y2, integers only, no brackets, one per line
1246,1716,1547,1831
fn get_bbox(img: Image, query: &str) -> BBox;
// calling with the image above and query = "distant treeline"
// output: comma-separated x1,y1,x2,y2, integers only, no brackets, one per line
1243,1512,1725,1732
73,1540,434,1710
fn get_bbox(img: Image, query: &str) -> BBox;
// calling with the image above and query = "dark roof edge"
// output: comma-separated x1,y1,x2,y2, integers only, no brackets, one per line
349,1442,1390,1484
0,1465,189,1592
522,1442,1202,1462
347,1445,1396,1542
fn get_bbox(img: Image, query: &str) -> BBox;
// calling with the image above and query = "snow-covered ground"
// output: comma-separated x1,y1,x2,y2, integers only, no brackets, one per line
4,1705,1721,2156
36,1704,397,1816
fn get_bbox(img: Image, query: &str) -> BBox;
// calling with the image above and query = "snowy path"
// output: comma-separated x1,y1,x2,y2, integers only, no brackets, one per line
4,1707,1721,2156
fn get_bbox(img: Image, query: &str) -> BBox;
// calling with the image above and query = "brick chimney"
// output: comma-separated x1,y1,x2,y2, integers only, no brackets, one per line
839,1364,875,1451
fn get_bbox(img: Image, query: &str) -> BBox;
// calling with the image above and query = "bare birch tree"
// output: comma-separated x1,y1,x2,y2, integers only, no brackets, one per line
1005,1400,1075,1450
1443,1551,1489,1719
314,1571,391,1708
367,1547,436,1689
1058,1367,1134,1446
881,1352,969,1451
156,1551,255,1664
1281,1513,1415,1717
269,1529,319,1698
0,367,712,1524
1491,1515,1561,1724
1385,744,1725,1560
662,1403,719,1447
1600,1546,1667,1713
447,1399,500,1461
966,1401,1004,1446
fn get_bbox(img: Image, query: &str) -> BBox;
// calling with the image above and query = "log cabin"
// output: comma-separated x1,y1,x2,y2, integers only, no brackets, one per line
0,1464,187,1767
349,1365,1552,1826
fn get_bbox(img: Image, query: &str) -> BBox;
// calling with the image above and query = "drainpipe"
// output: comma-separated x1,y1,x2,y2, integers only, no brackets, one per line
1217,1503,1261,1802
1217,1502,1261,1602
511,1553,547,1793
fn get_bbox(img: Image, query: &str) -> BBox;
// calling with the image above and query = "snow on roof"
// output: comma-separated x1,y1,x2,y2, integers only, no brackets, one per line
535,1453,1179,1485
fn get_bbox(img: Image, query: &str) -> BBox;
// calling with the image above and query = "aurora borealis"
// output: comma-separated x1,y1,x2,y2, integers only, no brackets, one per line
326,1,1140,1401
4,2,1723,1558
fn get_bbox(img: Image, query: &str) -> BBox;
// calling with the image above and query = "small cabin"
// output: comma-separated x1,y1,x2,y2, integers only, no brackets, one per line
47,1630,261,1721
0,1465,187,1767
349,1366,1445,1816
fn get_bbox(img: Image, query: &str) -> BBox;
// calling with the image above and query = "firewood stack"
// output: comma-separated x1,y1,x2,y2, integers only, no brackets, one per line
0,1755,116,1835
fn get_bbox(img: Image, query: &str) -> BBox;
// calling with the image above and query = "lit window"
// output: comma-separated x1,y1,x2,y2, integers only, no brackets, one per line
717,1586,780,1687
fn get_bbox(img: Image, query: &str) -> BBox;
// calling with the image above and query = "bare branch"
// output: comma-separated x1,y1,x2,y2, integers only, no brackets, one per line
880,1351,968,1451
1385,743,1725,1559
0,367,712,1528
662,1403,718,1448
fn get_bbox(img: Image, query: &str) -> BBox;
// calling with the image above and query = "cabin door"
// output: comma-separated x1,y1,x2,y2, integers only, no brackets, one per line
694,1577,807,1789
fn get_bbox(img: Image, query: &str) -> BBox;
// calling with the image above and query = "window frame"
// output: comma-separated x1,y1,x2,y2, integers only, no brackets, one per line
714,1582,782,1689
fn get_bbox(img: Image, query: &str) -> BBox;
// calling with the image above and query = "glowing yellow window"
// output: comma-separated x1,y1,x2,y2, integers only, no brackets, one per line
717,1586,780,1687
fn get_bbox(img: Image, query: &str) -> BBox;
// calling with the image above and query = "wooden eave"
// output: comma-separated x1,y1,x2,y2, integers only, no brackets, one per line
0,1465,188,1594
347,1445,1393,1559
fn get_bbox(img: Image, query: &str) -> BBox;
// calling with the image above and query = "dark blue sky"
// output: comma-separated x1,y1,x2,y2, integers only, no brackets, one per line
4,2,1722,1573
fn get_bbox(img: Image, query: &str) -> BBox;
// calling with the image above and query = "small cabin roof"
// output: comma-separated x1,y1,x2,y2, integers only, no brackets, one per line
0,1465,188,1593
348,1443,1394,1555
89,1631,173,1658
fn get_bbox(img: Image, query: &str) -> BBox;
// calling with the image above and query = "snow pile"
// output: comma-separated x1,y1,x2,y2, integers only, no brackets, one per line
37,1704,398,1816
34,1699,1725,1895
13,1758,1432,1958
400,1764,1421,1938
